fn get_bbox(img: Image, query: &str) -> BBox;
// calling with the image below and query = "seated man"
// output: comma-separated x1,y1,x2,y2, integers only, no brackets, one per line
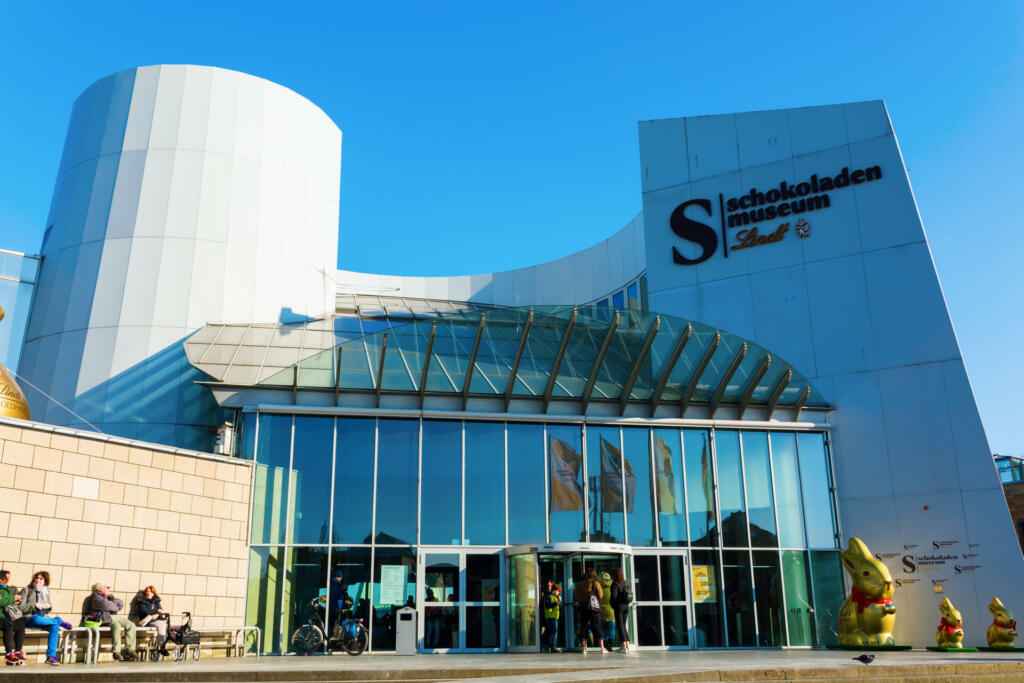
87,583,136,661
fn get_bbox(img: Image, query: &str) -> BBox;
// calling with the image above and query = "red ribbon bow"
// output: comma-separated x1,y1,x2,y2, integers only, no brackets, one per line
992,618,1017,630
939,617,960,636
851,587,892,613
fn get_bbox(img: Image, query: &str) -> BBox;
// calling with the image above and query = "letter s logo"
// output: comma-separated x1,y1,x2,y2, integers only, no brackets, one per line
902,555,917,574
670,198,718,265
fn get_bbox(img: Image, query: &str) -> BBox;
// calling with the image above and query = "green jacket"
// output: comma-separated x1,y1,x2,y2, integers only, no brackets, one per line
0,584,13,622
542,591,560,620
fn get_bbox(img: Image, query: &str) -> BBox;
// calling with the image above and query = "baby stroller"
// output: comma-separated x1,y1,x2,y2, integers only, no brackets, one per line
168,612,201,661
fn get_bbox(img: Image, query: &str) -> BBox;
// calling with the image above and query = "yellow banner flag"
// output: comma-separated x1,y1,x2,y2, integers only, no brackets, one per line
549,435,583,511
653,434,680,514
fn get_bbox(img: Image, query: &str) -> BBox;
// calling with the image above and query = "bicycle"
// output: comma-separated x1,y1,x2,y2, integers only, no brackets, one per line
291,598,368,656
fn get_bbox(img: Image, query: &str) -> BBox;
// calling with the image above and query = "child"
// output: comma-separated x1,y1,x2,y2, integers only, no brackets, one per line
541,580,562,653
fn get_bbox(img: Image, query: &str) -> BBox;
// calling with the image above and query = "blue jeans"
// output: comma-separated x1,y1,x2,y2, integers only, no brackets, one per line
27,615,61,658
543,617,558,649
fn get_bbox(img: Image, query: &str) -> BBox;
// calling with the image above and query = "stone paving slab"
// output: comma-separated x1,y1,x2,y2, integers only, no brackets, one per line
4,649,1024,682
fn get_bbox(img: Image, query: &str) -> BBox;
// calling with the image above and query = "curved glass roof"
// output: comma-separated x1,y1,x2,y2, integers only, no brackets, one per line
250,306,827,416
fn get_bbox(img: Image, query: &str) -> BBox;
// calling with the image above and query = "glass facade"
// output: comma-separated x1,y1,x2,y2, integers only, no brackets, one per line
0,250,39,371
246,414,843,652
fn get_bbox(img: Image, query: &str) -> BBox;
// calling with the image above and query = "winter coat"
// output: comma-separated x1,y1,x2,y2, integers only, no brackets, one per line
135,594,162,619
18,586,50,616
88,591,124,625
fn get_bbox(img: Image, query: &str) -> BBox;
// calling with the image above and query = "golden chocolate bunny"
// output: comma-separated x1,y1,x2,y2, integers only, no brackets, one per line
986,597,1017,648
837,537,896,645
936,597,964,648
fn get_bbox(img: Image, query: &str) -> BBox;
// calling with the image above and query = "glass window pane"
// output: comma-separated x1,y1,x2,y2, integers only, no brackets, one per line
507,554,538,647
653,429,687,546
684,429,717,546
420,420,462,545
252,415,291,544
810,551,845,646
284,547,328,653
586,426,625,544
716,431,748,547
637,605,662,645
547,424,585,543
424,606,459,649
372,548,417,651
466,606,501,648
332,418,375,544
722,550,755,646
465,422,506,545
290,417,333,544
659,555,688,602
375,419,419,545
327,547,372,630
633,555,660,602
753,550,785,646
662,605,689,646
612,291,625,308
240,412,256,460
467,554,501,602
627,283,639,310
691,549,724,647
742,432,778,547
507,424,547,544
781,550,816,646
798,433,838,548
245,546,285,653
622,428,656,547
771,434,806,548
425,554,460,602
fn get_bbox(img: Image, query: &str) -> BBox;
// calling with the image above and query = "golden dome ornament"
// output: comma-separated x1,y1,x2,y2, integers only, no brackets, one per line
0,307,30,420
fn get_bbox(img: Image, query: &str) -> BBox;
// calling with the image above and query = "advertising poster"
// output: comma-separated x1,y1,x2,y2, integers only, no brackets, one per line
379,564,407,605
691,565,717,603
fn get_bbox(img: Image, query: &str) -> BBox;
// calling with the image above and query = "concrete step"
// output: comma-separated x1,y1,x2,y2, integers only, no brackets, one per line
5,661,1024,683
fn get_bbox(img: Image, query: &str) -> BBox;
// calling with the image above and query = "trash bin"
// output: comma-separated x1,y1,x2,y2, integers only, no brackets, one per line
395,606,417,655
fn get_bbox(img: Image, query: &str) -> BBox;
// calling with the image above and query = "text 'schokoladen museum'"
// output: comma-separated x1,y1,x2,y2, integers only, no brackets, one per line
11,65,1021,654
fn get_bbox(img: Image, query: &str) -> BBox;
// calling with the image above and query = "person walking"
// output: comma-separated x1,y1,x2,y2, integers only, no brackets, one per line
540,579,561,653
610,568,634,653
88,582,137,661
0,570,26,666
19,571,73,665
132,586,169,657
574,568,607,654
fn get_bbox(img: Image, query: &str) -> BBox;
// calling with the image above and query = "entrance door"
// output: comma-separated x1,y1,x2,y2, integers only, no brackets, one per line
631,550,693,649
507,552,538,652
418,549,503,652
507,546,632,652
563,553,631,649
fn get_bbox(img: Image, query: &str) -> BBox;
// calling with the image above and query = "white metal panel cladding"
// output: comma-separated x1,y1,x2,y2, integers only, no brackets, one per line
638,100,1024,646
21,65,341,449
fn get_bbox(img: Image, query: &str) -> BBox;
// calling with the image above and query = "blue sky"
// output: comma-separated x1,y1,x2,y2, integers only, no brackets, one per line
1,2,1022,452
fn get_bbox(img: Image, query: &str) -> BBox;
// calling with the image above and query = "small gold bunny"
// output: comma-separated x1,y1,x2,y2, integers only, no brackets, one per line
936,597,964,648
986,597,1017,648
837,537,896,646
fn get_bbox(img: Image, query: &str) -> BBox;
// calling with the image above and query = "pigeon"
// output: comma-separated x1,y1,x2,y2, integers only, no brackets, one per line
853,654,875,665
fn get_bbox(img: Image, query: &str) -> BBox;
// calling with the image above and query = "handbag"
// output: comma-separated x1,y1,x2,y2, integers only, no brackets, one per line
588,589,600,613
3,604,23,621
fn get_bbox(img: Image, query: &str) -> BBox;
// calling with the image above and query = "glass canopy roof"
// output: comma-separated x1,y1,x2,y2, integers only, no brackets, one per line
246,306,827,415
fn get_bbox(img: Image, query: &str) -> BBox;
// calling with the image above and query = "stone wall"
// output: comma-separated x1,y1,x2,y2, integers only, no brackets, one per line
0,418,251,629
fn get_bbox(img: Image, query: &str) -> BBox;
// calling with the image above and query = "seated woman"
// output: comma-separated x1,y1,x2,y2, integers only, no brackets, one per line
132,586,169,656
19,571,72,666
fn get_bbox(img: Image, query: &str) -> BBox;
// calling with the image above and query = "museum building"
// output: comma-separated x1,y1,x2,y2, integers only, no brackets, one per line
7,64,1021,654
